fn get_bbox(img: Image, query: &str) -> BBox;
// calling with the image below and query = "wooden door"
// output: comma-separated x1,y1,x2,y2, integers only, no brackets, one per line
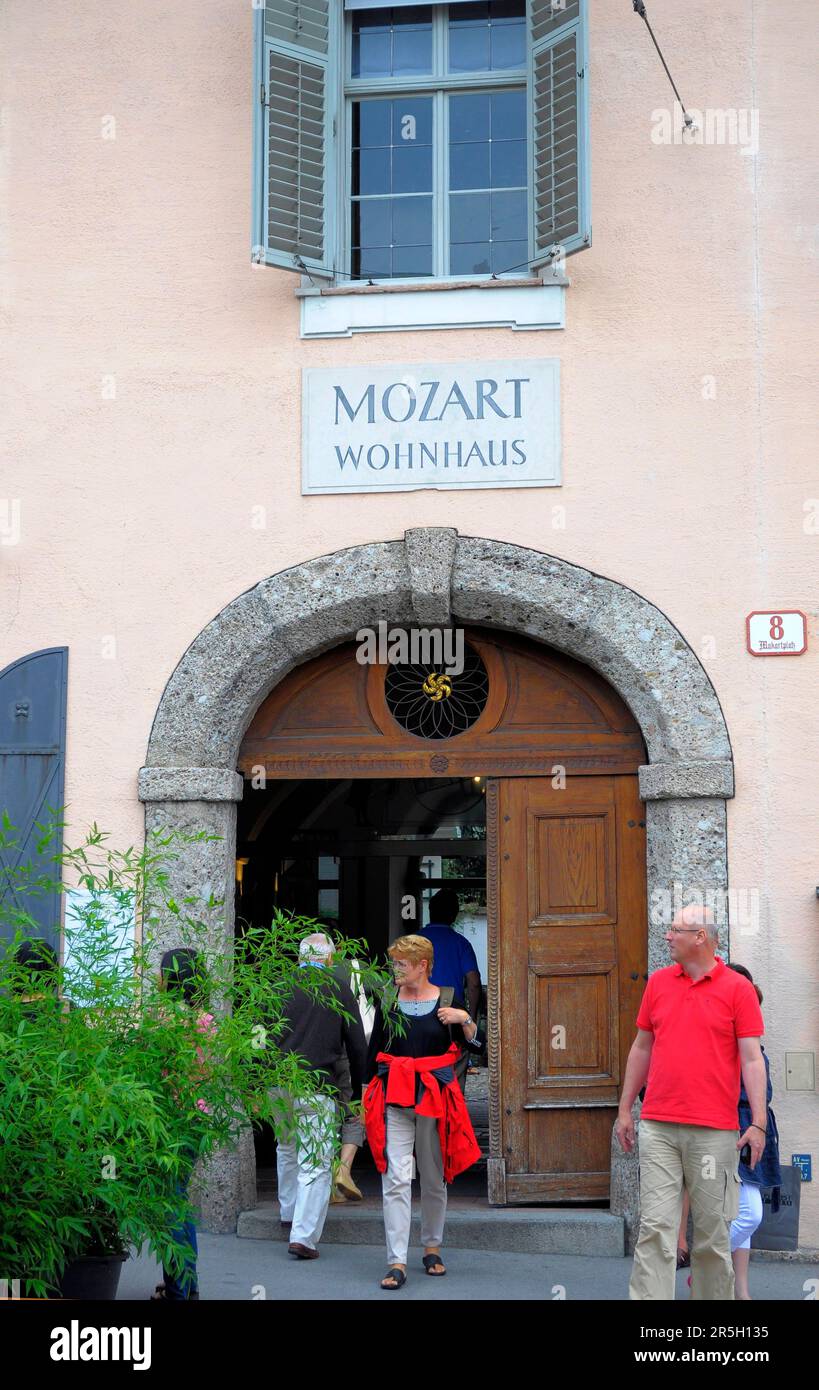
488,775,646,1204
0,647,68,950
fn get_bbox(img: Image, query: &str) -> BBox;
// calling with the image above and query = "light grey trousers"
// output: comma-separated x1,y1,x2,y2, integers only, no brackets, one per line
382,1105,447,1267
270,1089,336,1252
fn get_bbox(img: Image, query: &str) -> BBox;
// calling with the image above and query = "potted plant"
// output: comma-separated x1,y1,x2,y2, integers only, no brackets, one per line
0,816,394,1299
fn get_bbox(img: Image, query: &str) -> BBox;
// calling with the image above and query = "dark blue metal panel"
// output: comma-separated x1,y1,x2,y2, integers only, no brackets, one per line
0,647,68,949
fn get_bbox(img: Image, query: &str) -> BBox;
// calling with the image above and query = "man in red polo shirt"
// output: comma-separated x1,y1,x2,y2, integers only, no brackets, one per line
616,904,768,1300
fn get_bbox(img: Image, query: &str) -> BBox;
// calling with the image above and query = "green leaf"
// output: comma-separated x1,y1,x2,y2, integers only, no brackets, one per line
0,815,398,1282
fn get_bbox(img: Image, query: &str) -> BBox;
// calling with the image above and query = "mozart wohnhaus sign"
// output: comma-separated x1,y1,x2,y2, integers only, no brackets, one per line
301,358,560,495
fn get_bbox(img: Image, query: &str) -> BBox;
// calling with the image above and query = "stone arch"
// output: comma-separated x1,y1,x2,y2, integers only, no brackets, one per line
140,529,732,777
138,529,734,1237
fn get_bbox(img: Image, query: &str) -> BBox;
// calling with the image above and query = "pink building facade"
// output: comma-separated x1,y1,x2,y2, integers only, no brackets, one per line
2,1,817,1249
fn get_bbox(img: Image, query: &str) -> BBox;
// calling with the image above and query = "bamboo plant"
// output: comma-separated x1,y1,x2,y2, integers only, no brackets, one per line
0,815,395,1298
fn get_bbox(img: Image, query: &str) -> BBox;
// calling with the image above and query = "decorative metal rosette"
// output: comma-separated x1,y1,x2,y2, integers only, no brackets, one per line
384,643,489,739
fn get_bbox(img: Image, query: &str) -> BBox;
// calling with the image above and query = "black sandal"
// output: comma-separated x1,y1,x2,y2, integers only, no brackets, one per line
423,1253,446,1276
380,1267,407,1289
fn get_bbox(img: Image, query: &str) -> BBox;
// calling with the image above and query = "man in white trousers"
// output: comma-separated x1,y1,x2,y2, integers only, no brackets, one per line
272,933,367,1259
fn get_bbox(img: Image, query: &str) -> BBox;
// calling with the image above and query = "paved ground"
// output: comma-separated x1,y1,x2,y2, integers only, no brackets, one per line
119,1235,818,1302
123,1078,819,1304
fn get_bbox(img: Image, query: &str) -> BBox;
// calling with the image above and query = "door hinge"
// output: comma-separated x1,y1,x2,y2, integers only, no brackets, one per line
260,82,266,107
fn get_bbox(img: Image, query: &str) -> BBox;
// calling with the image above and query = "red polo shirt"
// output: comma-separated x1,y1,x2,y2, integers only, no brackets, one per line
636,956,764,1130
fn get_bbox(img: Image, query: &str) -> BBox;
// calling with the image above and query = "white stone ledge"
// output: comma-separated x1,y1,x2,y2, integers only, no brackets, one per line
299,282,565,339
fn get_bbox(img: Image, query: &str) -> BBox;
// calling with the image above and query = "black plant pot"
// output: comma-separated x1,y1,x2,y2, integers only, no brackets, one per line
57,1250,128,1301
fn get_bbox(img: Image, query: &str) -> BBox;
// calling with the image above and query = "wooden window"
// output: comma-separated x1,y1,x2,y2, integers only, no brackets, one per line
346,3,528,280
252,0,590,280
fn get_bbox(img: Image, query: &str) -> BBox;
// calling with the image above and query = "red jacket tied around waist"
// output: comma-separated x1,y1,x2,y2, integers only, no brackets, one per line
363,1043,482,1183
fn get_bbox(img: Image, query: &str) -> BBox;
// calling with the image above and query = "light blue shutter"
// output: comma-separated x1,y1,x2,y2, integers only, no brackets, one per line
0,647,68,949
528,0,591,263
252,1,337,274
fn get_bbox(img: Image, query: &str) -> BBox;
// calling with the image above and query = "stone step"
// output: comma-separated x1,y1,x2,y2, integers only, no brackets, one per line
237,1202,625,1257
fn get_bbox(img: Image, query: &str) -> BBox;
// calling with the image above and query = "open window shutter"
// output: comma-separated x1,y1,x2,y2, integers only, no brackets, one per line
528,0,590,264
253,1,336,275
0,648,68,950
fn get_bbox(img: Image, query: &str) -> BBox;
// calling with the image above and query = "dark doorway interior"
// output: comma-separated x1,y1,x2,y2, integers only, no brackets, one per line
235,777,489,1195
237,776,486,949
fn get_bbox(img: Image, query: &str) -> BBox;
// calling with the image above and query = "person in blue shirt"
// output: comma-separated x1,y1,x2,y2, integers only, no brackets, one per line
423,890,482,1092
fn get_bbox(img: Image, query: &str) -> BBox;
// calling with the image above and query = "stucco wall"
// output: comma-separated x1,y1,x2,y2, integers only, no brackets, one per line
2,1,816,1242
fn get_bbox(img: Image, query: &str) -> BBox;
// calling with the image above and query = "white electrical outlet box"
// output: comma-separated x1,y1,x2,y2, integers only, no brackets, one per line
785,1053,816,1091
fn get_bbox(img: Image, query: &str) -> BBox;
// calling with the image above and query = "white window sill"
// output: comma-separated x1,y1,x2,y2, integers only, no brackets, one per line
297,275,566,339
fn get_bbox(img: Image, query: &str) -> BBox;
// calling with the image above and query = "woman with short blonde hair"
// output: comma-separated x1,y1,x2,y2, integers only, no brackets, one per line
364,932,484,1290
387,934,434,971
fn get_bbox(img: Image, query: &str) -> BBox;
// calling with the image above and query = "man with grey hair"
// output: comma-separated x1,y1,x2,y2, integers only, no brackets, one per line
299,931,334,964
616,904,767,1300
272,931,367,1259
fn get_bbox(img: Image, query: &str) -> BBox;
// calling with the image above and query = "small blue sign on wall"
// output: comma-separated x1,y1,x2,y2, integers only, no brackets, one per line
792,1154,812,1182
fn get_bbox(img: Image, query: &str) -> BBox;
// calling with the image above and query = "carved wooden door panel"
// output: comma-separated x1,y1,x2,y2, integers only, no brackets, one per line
488,775,646,1204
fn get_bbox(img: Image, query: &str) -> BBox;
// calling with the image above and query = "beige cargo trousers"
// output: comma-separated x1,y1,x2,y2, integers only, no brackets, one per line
629,1118,741,1301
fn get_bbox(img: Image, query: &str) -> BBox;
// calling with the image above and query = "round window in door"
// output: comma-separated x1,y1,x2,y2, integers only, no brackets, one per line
384,641,489,739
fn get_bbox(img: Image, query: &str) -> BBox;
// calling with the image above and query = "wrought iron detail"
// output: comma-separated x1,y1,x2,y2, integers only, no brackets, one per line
384,644,489,740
